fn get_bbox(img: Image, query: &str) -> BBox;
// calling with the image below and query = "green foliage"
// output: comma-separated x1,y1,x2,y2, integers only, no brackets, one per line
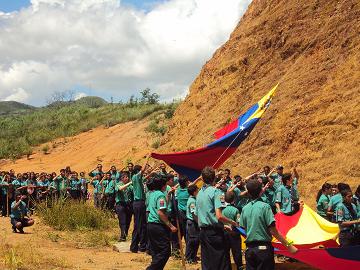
140,88,160,104
42,144,50,154
75,96,108,108
151,138,161,149
146,120,167,136
36,200,115,231
0,101,35,116
0,102,174,159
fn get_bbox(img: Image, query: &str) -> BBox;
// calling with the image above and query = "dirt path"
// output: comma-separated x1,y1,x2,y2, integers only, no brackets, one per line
0,215,316,270
0,215,193,270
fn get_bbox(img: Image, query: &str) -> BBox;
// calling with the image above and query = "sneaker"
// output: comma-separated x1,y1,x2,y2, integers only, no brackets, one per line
18,228,24,234
12,228,17,233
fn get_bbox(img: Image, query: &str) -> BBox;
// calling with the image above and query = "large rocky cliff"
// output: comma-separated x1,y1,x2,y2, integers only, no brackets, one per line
162,0,360,204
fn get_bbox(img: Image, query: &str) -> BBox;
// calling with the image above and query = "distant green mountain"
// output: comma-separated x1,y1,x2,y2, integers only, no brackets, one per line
75,96,108,108
0,101,36,116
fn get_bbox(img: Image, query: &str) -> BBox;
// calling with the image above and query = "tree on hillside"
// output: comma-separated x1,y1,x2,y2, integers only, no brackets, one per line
140,88,160,104
46,90,75,107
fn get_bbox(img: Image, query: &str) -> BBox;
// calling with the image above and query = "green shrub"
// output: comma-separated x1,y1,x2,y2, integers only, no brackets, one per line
36,200,115,231
0,101,176,159
151,138,161,149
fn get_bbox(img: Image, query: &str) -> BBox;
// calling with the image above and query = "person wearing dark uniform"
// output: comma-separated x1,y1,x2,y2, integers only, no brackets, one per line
146,174,177,270
335,189,360,247
223,191,242,270
185,184,200,263
240,179,297,270
115,172,133,241
196,166,237,270
130,165,148,253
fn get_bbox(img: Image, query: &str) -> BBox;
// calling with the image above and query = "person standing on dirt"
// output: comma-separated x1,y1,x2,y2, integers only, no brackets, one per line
130,164,148,253
115,172,133,241
54,169,68,199
91,174,102,208
10,193,35,233
240,178,297,270
196,166,236,270
89,164,104,179
146,174,177,270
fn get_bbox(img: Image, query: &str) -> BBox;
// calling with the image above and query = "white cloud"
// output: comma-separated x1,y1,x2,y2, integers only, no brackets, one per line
3,88,29,103
75,92,87,100
0,0,252,106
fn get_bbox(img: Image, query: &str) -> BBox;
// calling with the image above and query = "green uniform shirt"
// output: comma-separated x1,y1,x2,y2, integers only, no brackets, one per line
222,204,241,224
196,185,226,227
261,187,276,208
233,186,250,212
270,173,283,190
132,172,145,201
104,179,115,194
275,185,294,214
0,179,9,195
69,178,81,191
329,193,343,211
55,176,68,191
115,182,133,203
12,179,22,190
163,185,173,214
177,187,189,212
240,198,275,243
317,194,330,218
10,201,28,219
147,190,167,224
91,180,102,194
353,195,360,216
186,196,197,220
110,171,121,181
335,202,358,232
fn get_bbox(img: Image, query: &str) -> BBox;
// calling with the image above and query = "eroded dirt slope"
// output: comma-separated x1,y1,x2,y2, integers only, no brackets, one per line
162,0,360,205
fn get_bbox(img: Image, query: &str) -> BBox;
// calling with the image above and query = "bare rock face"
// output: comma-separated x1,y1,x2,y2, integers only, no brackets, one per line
162,0,360,205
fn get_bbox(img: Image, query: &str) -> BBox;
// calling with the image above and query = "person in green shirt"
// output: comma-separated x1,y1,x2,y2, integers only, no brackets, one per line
316,183,332,220
102,172,115,210
240,178,297,270
115,172,133,241
10,193,35,233
130,164,148,253
69,172,81,200
196,166,237,270
335,188,360,247
270,165,284,190
88,164,104,178
0,174,10,216
328,182,350,222
275,173,298,215
185,184,199,263
79,172,89,202
146,174,177,270
222,191,242,270
91,174,103,208
176,175,190,240
54,169,68,199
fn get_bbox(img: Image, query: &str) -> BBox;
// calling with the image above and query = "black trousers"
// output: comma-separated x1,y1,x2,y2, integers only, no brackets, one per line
199,227,231,270
169,215,180,250
178,209,187,240
185,220,200,262
115,202,132,238
245,242,274,270
130,200,147,252
339,231,355,247
106,194,115,210
0,194,9,216
225,231,242,269
146,223,171,270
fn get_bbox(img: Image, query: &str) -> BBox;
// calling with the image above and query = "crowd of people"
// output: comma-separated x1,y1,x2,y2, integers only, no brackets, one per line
0,162,359,270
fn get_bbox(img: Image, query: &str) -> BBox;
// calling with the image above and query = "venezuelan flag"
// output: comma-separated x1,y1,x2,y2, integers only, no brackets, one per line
151,84,278,180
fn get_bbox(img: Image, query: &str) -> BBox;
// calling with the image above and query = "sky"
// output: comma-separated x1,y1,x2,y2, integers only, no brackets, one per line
0,0,252,106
